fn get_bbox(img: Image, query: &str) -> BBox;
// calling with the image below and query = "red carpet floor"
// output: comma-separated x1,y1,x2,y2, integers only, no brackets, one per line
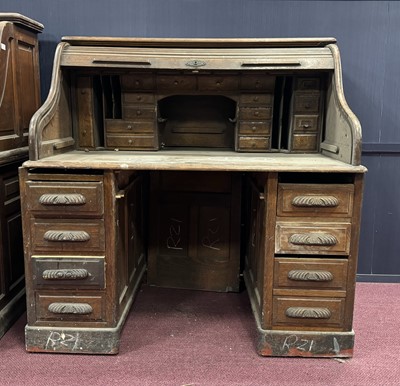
0,282,399,386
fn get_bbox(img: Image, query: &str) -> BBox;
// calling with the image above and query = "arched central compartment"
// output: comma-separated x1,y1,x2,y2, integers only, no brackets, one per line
158,95,237,149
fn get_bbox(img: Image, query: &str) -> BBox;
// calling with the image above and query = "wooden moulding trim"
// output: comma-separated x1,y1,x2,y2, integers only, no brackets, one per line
291,195,339,208
289,233,337,246
287,269,334,282
39,193,86,206
0,13,43,32
285,307,332,319
42,268,89,280
47,302,93,315
43,230,90,242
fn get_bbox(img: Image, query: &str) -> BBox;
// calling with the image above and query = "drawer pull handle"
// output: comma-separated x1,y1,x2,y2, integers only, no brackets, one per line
289,233,337,246
48,302,93,315
42,269,89,280
287,269,333,282
43,230,90,242
292,195,339,208
286,307,331,319
39,193,86,206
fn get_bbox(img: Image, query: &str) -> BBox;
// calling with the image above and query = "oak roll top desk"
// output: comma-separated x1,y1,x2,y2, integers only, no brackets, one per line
19,37,366,356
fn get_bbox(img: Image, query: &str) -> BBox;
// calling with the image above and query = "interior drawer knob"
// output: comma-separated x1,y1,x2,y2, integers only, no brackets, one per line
289,233,337,246
42,268,89,280
287,269,333,282
292,195,339,207
39,193,86,206
48,302,93,315
286,307,332,319
43,230,90,242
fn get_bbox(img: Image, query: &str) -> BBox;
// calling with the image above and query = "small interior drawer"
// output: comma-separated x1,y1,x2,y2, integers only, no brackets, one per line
291,134,318,152
32,257,105,288
239,121,271,136
123,105,156,120
275,221,351,255
293,93,320,113
31,219,105,254
26,180,104,217
120,74,155,90
156,75,197,90
293,115,319,133
198,76,239,91
240,75,275,91
239,106,272,120
238,136,271,151
122,92,155,104
277,184,354,217
105,134,156,149
105,119,155,134
36,292,105,322
274,258,348,290
272,296,345,329
240,93,273,105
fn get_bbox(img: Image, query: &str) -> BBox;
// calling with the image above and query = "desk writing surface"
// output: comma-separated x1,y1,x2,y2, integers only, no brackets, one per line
23,151,366,173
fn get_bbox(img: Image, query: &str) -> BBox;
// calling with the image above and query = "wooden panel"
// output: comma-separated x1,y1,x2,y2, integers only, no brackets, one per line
277,183,354,217
26,180,104,217
274,258,348,290
31,219,105,253
273,297,345,329
275,222,351,255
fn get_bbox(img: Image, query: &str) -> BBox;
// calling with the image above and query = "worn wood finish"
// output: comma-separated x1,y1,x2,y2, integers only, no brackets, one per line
20,37,365,356
0,14,42,340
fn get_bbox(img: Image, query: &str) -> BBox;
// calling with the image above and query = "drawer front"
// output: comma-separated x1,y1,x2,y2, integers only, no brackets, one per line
198,76,239,91
240,106,272,120
277,184,354,217
121,74,155,90
239,121,271,136
123,92,155,104
26,181,103,217
31,220,105,254
274,258,348,290
240,93,273,105
275,222,351,255
294,93,320,113
273,297,345,328
156,75,197,91
105,119,155,134
240,75,275,91
36,293,105,322
105,134,156,149
295,77,321,91
291,134,318,152
238,136,270,151
293,115,319,133
123,105,156,120
32,257,105,289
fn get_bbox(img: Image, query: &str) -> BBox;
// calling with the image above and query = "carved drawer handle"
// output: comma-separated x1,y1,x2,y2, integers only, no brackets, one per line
287,269,333,282
39,193,86,206
43,230,90,242
292,195,339,208
286,307,332,319
48,302,93,315
42,269,89,280
289,233,337,246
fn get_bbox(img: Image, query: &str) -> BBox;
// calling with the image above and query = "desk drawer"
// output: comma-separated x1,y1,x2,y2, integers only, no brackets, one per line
240,93,273,105
293,115,319,133
273,296,345,329
123,92,155,104
274,258,348,291
275,222,351,255
123,105,156,120
121,74,155,90
291,134,318,152
32,257,105,289
26,181,103,217
240,106,272,120
198,76,239,91
294,93,320,113
157,75,197,91
277,184,354,217
238,136,270,151
240,75,275,91
239,121,271,136
36,293,105,322
31,219,105,254
105,119,155,134
105,134,156,149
